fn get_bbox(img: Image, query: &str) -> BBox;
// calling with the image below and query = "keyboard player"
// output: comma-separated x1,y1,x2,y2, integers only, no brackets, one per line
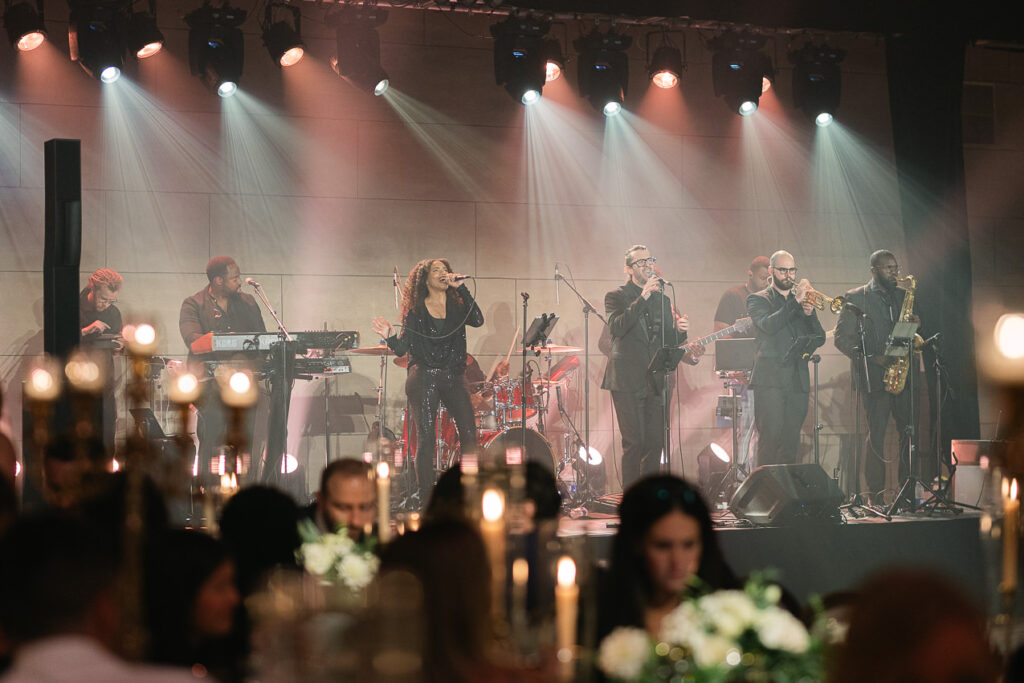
179,256,266,482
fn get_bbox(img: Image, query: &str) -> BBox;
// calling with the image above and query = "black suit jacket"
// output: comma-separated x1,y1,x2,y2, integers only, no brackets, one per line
834,280,911,393
746,288,825,392
601,281,684,393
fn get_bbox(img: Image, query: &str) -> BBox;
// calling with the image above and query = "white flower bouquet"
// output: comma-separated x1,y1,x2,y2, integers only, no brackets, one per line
598,576,825,682
296,519,380,592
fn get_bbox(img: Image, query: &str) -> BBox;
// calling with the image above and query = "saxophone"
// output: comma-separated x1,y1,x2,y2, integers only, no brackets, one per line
883,275,918,395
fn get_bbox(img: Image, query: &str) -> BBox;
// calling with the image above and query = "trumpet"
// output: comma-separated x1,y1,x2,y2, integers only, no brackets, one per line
802,288,847,314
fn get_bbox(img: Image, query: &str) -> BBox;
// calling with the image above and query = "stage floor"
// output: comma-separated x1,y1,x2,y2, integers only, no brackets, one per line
559,509,988,605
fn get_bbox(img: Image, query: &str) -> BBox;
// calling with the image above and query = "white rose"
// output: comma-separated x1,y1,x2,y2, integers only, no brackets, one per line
338,553,379,591
698,591,758,639
763,584,782,605
301,542,336,576
597,627,652,681
757,607,810,654
324,532,355,554
660,601,701,647
690,632,735,668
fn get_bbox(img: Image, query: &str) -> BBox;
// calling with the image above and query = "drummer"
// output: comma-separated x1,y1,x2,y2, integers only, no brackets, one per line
372,258,484,508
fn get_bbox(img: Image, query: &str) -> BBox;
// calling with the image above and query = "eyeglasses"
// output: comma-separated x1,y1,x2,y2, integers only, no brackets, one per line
874,264,901,273
773,267,798,275
629,257,656,268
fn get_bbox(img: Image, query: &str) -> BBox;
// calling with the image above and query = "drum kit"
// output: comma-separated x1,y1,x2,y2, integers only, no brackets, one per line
349,343,584,497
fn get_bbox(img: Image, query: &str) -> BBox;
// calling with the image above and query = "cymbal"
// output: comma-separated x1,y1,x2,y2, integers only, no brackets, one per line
516,345,583,355
392,353,477,368
349,345,394,356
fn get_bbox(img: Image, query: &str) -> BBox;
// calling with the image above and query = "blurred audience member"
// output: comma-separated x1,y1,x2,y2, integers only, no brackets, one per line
828,569,998,683
599,475,739,640
372,520,551,683
0,385,15,488
311,458,376,540
147,529,242,682
0,514,194,682
219,485,301,597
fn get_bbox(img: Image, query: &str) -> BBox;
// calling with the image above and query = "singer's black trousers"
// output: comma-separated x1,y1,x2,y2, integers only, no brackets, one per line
406,365,478,507
753,386,808,466
611,388,665,488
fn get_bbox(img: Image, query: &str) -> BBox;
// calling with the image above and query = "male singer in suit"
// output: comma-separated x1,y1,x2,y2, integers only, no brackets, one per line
746,250,826,466
834,250,917,502
602,245,690,488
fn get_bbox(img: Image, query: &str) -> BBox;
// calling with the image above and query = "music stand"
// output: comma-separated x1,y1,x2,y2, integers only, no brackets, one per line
519,310,559,467
884,320,923,516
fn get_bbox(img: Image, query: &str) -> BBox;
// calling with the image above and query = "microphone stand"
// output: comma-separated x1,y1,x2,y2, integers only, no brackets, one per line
555,273,607,497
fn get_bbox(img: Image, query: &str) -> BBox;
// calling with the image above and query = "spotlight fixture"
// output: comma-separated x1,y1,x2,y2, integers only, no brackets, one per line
490,14,550,105
261,1,303,67
542,37,563,82
574,27,631,116
69,4,124,83
3,0,46,51
127,2,164,59
646,32,685,90
186,2,247,97
328,7,389,96
789,42,845,126
696,442,730,493
709,30,773,116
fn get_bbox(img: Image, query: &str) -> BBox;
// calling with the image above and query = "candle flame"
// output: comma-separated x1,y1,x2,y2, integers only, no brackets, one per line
512,558,529,585
229,371,252,394
177,374,198,395
377,461,390,479
1013,479,1019,501
134,324,157,346
482,489,504,522
557,556,576,587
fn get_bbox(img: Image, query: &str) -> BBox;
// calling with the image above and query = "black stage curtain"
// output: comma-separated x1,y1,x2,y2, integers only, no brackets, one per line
885,25,979,475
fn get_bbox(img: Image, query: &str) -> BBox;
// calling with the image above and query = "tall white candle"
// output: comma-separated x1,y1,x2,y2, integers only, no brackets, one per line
555,556,578,681
377,461,391,544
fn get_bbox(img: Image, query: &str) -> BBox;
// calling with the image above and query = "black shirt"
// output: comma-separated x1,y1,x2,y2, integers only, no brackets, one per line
714,283,753,327
79,288,123,336
385,284,483,371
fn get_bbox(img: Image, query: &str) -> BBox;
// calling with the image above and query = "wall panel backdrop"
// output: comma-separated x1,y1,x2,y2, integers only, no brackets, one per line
1,4,1022,497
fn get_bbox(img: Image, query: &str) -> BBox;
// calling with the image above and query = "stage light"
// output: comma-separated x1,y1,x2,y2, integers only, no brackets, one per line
710,30,773,115
697,442,730,494
69,5,124,83
4,0,46,51
127,4,163,59
790,42,845,126
490,15,549,105
261,1,303,67
281,453,299,474
646,34,684,90
186,3,246,96
575,28,631,115
328,6,389,95
542,38,563,82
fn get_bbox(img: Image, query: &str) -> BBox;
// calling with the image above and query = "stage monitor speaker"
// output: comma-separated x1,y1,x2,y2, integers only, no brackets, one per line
729,463,843,526
43,138,82,359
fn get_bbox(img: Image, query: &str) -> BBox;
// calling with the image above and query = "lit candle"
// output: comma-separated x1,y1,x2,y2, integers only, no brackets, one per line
24,356,63,402
555,555,578,681
481,488,507,620
167,372,202,405
1003,478,1019,592
511,557,529,642
64,350,106,394
377,461,391,543
216,367,259,408
122,323,158,356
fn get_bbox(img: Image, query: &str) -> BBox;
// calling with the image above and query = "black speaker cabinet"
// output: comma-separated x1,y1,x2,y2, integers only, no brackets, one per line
729,464,844,525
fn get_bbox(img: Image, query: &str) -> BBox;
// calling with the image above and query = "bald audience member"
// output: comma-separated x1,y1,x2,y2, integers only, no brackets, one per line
315,459,376,540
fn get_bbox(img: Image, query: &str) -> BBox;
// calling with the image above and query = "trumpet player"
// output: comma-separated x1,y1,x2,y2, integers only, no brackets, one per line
746,251,826,466
834,250,918,504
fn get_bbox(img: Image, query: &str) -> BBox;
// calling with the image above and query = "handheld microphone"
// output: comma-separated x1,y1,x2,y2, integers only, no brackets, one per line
554,264,560,305
555,384,566,414
245,278,261,288
393,267,401,311
446,274,473,283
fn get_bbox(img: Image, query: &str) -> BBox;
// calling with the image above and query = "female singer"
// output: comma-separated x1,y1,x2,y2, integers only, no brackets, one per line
372,258,484,508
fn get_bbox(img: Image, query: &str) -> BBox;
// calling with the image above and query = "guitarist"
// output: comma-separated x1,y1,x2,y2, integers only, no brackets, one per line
711,256,769,471
602,245,692,488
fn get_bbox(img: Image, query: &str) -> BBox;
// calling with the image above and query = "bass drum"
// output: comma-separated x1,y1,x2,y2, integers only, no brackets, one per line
481,427,556,471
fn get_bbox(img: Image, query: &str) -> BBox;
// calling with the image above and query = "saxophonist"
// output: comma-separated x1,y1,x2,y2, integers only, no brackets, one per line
834,250,917,504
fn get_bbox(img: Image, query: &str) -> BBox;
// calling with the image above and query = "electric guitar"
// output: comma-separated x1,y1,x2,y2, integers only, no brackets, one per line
681,317,754,366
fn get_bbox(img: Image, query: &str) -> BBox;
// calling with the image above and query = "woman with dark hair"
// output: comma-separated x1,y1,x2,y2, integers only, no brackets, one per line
372,258,484,507
146,529,242,681
599,475,739,640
